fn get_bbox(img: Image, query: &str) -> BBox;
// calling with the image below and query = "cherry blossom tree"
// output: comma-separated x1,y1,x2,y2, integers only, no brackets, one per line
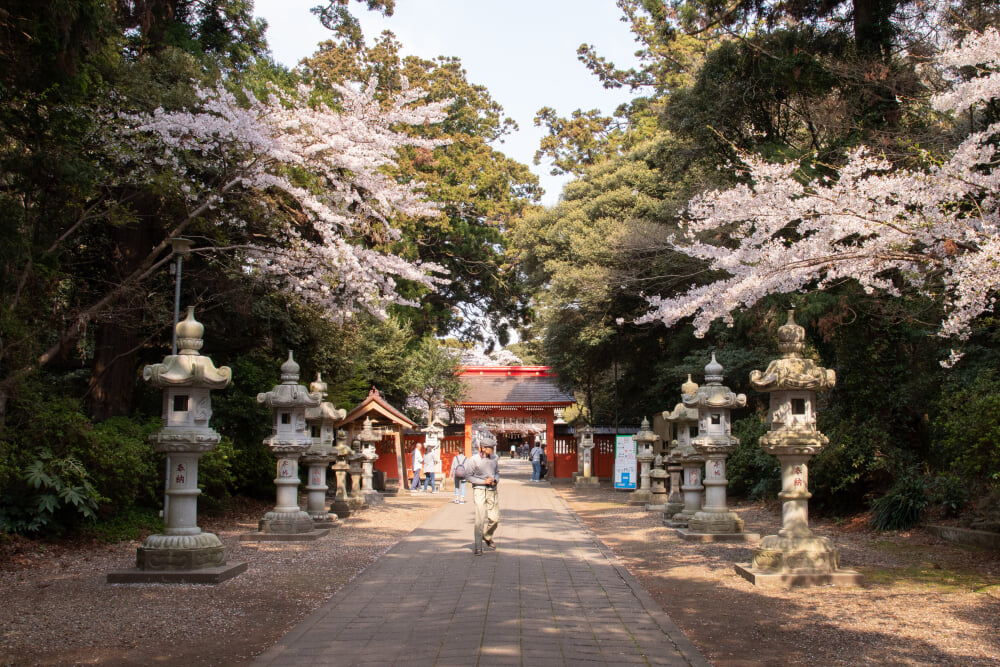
636,28,1000,366
0,78,451,424
119,78,451,319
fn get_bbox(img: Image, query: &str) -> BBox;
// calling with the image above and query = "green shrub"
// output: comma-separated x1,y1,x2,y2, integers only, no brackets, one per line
83,505,164,543
0,449,102,534
82,416,162,513
727,417,780,500
198,436,238,510
928,473,969,518
933,372,1000,483
871,472,929,530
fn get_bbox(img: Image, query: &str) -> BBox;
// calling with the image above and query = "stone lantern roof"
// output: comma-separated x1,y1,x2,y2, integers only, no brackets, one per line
143,307,231,390
749,310,836,393
663,375,699,425
257,351,322,411
304,374,347,424
683,353,747,411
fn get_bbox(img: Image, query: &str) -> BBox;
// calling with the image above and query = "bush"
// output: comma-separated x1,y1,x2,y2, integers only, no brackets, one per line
933,371,1000,483
83,505,164,543
727,417,780,500
928,473,969,518
82,416,162,514
0,449,102,533
870,472,929,530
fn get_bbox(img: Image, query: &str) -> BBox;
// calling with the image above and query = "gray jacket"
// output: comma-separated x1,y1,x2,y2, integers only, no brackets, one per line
466,453,499,486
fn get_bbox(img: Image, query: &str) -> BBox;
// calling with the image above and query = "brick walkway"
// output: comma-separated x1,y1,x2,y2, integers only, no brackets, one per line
253,459,710,666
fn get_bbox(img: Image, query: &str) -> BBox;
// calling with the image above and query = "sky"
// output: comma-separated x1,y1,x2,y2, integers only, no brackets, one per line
253,0,641,205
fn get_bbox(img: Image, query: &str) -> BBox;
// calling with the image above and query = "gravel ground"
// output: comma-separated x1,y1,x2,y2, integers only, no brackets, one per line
2,485,999,666
555,482,1000,667
0,494,450,666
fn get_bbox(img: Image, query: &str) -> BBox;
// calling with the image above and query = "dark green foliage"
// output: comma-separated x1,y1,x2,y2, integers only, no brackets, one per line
870,472,930,530
927,473,970,519
933,371,1000,482
208,352,279,499
84,416,163,512
82,505,164,543
0,449,101,534
727,417,780,500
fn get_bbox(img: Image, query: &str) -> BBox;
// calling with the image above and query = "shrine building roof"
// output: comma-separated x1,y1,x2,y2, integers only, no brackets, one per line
336,387,417,430
457,366,575,407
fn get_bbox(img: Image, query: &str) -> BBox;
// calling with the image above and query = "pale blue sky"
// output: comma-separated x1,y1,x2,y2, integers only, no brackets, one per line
253,0,640,205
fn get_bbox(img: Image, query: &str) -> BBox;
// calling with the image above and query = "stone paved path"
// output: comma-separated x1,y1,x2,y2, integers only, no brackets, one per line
253,459,710,666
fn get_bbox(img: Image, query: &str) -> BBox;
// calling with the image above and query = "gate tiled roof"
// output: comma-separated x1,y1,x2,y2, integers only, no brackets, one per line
458,371,575,406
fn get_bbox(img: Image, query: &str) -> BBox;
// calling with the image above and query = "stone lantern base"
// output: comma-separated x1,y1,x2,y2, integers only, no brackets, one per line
676,511,760,543
240,509,330,542
627,489,653,506
306,509,339,529
107,533,248,584
734,534,863,587
361,489,386,506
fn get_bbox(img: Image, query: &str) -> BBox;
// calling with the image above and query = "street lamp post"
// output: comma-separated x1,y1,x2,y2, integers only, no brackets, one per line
169,238,193,355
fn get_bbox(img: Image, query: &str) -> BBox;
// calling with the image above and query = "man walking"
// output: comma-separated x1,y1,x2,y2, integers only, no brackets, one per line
529,442,544,482
467,429,499,555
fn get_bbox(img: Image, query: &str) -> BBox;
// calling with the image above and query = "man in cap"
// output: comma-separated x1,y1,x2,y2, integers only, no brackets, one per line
467,429,500,555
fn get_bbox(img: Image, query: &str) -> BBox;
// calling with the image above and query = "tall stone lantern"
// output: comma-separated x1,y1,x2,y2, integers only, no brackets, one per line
329,430,354,519
302,373,345,528
252,351,326,539
663,375,700,524
736,311,861,586
681,353,757,541
630,417,657,505
575,424,599,486
109,307,246,583
357,417,386,505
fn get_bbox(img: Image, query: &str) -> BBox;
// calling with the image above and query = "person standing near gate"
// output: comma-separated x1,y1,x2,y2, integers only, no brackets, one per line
529,442,544,481
410,441,424,492
450,450,468,504
467,428,499,555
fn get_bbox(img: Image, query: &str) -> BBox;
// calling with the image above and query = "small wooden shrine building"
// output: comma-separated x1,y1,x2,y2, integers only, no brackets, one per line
335,387,417,487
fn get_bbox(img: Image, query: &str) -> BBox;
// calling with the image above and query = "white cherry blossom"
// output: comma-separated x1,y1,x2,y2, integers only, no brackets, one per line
117,78,451,320
637,28,1000,366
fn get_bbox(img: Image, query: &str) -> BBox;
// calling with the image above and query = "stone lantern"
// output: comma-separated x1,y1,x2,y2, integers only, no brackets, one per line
681,353,757,541
665,375,703,527
252,351,326,539
329,430,354,519
736,311,861,586
630,417,657,505
357,417,386,505
302,374,345,528
648,453,669,508
347,440,365,508
109,307,246,583
575,424,599,487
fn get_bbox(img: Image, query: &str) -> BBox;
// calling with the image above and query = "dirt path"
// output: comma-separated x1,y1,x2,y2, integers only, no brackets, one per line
2,487,999,666
555,483,1000,667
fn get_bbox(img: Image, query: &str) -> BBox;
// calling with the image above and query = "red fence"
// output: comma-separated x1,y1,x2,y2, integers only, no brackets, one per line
376,432,620,481
397,434,464,484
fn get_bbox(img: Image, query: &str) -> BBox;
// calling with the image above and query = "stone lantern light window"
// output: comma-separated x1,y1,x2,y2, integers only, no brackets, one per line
173,395,189,412
281,412,291,424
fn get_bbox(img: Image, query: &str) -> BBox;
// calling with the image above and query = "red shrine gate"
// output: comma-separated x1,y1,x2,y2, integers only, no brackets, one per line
457,366,576,476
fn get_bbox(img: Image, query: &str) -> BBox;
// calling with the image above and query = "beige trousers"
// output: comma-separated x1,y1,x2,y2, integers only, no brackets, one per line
473,486,499,551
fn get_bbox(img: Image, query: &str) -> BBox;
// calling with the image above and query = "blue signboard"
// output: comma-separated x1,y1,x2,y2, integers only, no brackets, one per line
613,435,637,490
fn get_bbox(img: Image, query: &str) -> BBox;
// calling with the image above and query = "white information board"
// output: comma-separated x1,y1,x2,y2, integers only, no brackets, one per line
613,434,637,490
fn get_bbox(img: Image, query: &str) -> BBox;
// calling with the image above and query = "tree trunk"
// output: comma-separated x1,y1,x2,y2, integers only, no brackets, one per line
85,322,141,419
